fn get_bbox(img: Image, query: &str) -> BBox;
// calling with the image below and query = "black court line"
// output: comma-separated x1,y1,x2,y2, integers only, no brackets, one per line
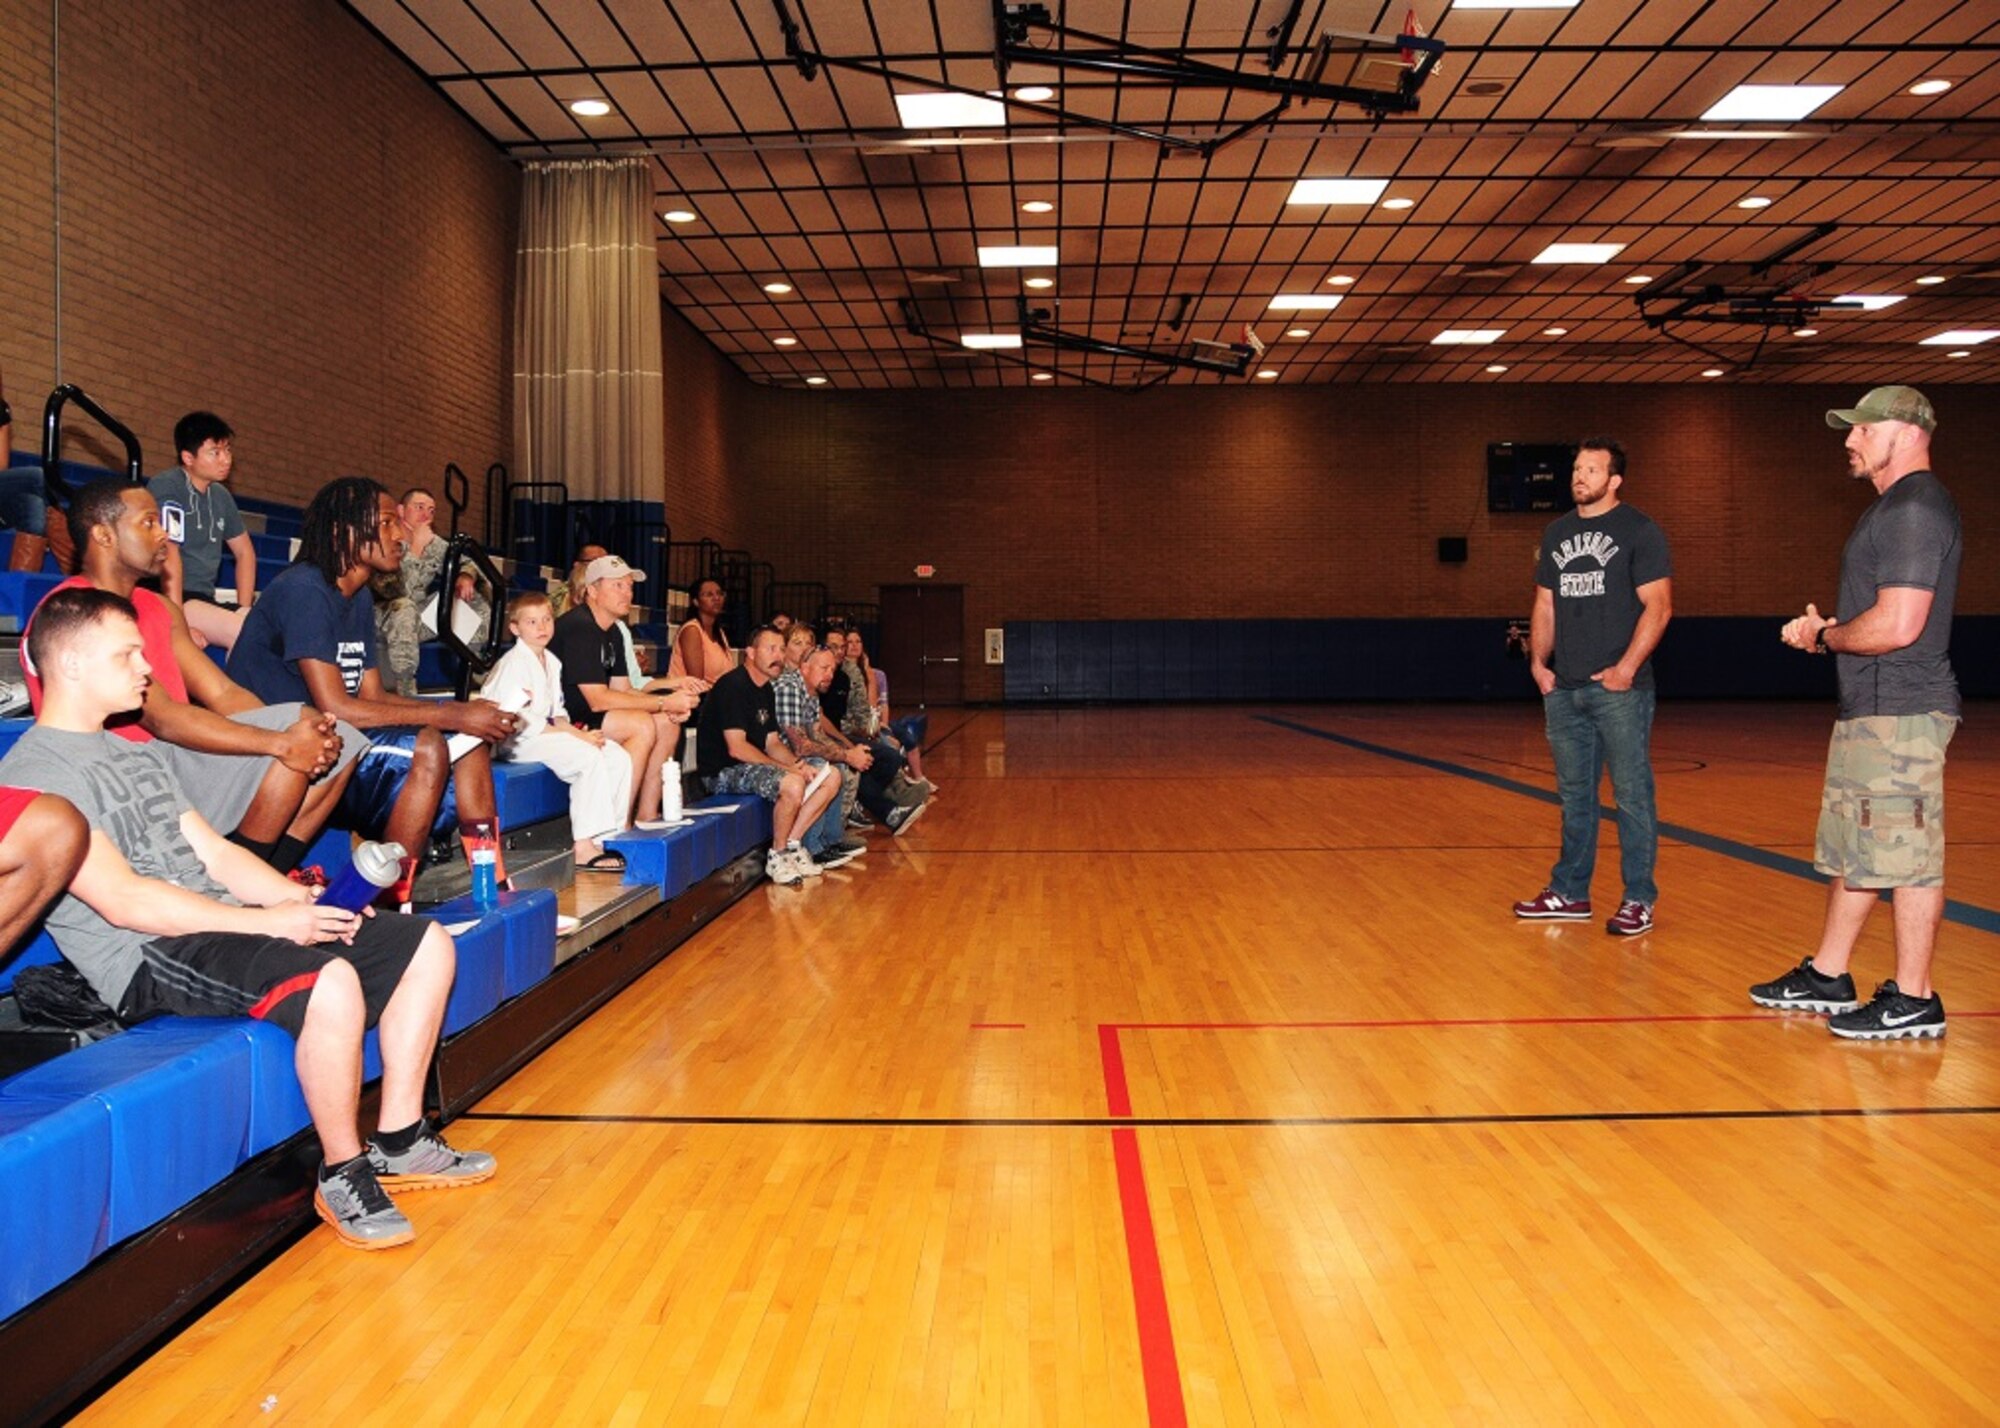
461,1105,2000,1130
1259,715,2000,937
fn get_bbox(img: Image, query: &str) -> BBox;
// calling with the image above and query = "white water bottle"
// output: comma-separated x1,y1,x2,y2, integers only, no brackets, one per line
660,759,683,822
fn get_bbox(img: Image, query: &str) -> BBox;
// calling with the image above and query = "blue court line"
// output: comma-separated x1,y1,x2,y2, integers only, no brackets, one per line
1256,714,2000,937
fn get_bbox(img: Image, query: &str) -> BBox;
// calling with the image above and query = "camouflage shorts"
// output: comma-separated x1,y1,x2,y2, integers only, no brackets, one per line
1814,713,1957,889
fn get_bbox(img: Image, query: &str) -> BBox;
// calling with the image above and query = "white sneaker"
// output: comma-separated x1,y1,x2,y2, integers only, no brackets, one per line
789,844,825,878
766,848,805,886
0,678,28,719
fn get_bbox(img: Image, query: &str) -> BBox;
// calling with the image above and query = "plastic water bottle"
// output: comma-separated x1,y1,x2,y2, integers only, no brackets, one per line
468,821,500,909
660,759,682,823
317,841,407,913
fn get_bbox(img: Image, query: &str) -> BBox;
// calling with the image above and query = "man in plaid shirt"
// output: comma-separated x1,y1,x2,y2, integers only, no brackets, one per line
772,644,872,870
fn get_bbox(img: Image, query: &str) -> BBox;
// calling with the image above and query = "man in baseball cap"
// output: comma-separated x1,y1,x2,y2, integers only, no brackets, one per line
1755,386,1962,1040
582,554,645,586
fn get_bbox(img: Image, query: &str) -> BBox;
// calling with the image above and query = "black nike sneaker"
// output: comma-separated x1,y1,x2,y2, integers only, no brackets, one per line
1749,958,1859,1015
1829,981,1946,1041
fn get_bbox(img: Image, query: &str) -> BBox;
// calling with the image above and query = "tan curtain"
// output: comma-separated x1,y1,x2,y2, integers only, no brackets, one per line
513,158,664,502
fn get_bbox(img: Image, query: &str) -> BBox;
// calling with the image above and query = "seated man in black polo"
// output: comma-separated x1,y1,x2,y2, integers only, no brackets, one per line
697,627,844,888
0,586,493,1250
228,477,520,906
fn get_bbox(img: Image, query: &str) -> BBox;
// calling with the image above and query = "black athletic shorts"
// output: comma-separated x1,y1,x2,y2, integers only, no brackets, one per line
116,913,437,1038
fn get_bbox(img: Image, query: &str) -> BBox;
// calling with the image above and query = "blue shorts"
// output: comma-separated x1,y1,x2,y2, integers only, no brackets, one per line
0,467,49,536
338,726,461,841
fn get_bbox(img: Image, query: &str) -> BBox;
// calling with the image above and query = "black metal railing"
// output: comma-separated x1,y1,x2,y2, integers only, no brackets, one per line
439,534,509,700
40,385,143,506
442,462,469,539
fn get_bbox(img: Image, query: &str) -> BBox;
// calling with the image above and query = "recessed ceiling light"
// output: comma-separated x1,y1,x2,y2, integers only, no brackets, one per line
1485,364,1509,373
1920,330,2000,346
1433,329,1505,345
772,336,798,347
1532,242,1626,264
1542,326,1569,336
1700,84,1842,122
569,98,612,117
1267,294,1344,312
1833,294,1905,311
763,281,793,295
1030,370,1054,380
1285,328,1312,338
1908,79,1954,97
896,92,1007,129
1793,327,1818,337
1916,275,1947,285
1256,369,1279,379
978,244,1059,267
1014,85,1055,103
1286,178,1390,206
962,333,1024,350
1946,350,1970,359
1702,368,1724,378
1624,274,1655,284
1736,196,1773,209
1325,274,1356,286
1380,197,1416,210
661,209,698,224
1023,277,1055,289
1020,200,1055,214
805,376,828,386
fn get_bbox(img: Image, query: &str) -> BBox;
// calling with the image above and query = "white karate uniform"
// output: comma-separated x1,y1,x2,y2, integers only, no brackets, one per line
479,641,633,844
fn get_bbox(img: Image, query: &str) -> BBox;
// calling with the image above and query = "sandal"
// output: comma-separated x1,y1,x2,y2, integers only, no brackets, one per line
577,850,627,874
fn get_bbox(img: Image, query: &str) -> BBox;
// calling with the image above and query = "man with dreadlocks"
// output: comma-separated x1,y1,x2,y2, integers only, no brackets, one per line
229,478,520,906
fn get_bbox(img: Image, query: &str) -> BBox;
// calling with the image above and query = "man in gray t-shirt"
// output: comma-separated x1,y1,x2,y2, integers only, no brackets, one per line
150,410,256,653
0,585,495,1249
1752,386,1962,1041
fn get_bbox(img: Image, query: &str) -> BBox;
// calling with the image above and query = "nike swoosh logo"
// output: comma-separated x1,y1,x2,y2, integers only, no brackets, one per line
1779,990,1811,1000
1881,1008,1932,1027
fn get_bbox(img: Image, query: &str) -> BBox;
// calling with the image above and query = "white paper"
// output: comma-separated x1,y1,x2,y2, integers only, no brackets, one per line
683,804,737,816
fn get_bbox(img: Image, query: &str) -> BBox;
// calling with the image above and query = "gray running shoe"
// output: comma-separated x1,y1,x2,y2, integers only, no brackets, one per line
367,1125,498,1190
887,801,928,837
813,838,868,870
315,1156,415,1250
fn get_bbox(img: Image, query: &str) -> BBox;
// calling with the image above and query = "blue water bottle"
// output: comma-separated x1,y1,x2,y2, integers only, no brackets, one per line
317,841,407,913
468,821,500,909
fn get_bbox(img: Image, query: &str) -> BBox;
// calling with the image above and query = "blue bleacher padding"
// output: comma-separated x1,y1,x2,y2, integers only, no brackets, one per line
0,1090,114,1317
0,570,64,628
239,1020,310,1155
440,912,507,1035
426,887,558,999
605,822,702,899
1,1019,252,1242
493,759,569,828
0,928,64,996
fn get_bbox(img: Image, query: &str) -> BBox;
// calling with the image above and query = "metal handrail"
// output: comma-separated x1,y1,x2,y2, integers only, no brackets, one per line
439,533,509,699
40,384,143,505
442,462,469,538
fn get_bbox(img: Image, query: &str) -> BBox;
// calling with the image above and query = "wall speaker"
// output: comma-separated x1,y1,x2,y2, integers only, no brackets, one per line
1437,536,1469,564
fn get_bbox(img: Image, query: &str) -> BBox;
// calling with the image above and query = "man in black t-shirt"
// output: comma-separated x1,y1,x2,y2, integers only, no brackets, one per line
698,627,843,887
1514,437,1674,938
1753,386,1962,1040
547,555,696,824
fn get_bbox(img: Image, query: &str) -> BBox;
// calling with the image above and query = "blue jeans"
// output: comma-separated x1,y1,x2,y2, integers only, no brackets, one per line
1544,685,1659,905
801,759,845,853
0,467,49,535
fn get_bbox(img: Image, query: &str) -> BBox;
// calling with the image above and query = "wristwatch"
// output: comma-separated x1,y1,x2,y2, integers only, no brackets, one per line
1815,623,1833,653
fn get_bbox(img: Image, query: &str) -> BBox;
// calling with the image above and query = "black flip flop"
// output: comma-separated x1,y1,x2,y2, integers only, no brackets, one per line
577,850,627,874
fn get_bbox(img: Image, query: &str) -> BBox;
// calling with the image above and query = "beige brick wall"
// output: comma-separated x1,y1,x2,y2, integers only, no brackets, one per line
0,0,515,532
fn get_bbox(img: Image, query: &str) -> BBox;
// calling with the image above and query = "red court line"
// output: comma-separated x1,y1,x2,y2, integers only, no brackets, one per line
1099,1025,1185,1428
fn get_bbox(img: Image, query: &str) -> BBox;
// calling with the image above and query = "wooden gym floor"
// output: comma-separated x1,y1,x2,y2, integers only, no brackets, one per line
83,702,2000,1425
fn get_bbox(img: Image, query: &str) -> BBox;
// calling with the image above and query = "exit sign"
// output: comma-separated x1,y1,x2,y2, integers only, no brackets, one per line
914,564,936,578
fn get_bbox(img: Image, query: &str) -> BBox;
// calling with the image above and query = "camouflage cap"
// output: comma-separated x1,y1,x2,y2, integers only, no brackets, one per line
1825,385,1936,433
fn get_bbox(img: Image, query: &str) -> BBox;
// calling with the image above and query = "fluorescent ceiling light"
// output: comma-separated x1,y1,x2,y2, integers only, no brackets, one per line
1020,200,1054,214
1285,328,1312,338
1023,277,1054,289
1700,85,1842,122
978,244,1058,267
1624,274,1655,284
1916,275,1947,285
1833,294,1904,311
772,336,798,347
1256,370,1279,379
1380,197,1416,210
1792,328,1818,337
1542,327,1568,336
569,98,612,117
961,333,1023,350
1030,371,1054,380
1014,85,1055,102
1919,330,1999,346
1266,294,1344,312
1908,79,1953,96
1668,129,1825,141
1703,369,1724,378
1485,365,1508,373
1326,274,1356,286
1737,196,1773,209
895,92,1007,129
805,376,828,386
763,281,793,294
661,209,698,224
1433,329,1505,345
1452,0,1578,8
1286,178,1389,205
1532,242,1626,264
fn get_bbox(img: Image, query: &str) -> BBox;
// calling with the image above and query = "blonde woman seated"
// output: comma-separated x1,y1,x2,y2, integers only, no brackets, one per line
478,591,634,874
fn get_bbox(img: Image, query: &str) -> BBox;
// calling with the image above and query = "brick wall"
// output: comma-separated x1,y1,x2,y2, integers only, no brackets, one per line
0,0,514,532
676,377,1999,702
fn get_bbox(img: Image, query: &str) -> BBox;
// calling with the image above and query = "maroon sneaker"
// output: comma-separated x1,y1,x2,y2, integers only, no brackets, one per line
1606,900,1654,937
1513,888,1591,921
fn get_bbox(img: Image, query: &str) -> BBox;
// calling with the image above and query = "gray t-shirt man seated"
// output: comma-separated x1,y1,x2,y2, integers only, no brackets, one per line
0,586,496,1251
